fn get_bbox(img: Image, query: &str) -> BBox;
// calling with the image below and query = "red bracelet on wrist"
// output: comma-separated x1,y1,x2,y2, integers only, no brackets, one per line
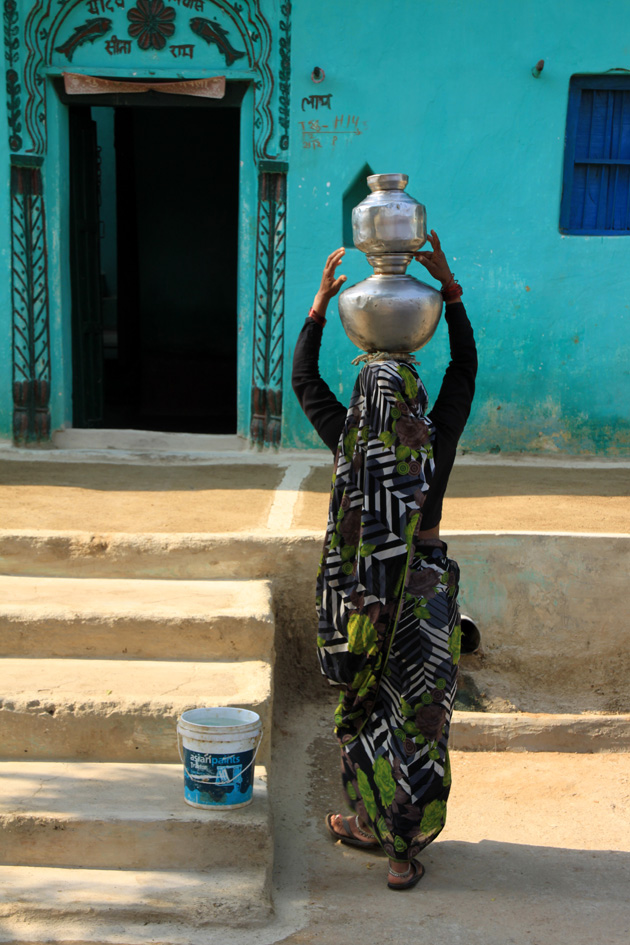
309,307,326,327
441,280,463,302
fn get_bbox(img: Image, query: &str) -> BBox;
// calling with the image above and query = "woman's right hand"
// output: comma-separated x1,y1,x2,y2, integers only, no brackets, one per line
314,247,347,315
414,230,454,287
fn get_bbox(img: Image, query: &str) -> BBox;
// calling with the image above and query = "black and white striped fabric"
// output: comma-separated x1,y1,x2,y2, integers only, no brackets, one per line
316,359,462,862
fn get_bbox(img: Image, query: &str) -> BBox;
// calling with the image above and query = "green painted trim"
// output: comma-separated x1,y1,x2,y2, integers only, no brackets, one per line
9,153,43,167
278,1,291,151
258,160,288,172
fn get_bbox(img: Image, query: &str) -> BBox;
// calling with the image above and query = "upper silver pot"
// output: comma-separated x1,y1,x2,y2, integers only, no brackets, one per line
352,173,427,255
339,172,442,352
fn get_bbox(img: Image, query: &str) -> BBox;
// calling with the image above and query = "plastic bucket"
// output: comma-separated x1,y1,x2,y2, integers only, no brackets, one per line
177,707,262,810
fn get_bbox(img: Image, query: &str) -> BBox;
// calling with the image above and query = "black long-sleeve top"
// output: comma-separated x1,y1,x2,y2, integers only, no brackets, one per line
292,301,477,530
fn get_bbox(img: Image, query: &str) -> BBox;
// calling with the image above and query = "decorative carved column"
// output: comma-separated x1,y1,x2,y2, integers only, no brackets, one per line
251,165,287,447
10,158,52,443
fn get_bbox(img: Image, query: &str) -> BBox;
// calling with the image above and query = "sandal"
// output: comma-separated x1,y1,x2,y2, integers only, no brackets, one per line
325,813,378,849
387,859,425,891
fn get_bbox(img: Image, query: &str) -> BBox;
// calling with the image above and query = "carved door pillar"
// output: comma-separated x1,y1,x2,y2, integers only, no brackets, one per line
250,164,287,447
10,158,52,444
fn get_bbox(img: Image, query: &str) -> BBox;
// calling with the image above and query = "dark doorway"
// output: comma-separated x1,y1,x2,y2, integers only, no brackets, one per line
68,100,240,433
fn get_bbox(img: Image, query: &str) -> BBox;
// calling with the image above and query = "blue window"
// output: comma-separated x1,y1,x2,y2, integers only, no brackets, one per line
560,75,630,234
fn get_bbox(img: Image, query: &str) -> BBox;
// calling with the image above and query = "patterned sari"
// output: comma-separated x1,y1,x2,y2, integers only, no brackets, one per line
316,359,462,862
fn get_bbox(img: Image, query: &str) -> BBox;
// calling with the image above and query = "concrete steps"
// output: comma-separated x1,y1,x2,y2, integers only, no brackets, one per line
0,574,277,940
0,575,274,660
0,658,272,762
0,762,271,871
0,865,271,934
0,529,322,581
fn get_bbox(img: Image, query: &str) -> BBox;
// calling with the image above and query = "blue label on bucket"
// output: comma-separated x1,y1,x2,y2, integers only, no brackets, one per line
183,747,254,807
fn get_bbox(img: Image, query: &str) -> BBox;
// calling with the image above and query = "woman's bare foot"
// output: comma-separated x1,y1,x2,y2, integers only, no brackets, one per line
326,813,377,847
387,858,424,890
388,860,411,882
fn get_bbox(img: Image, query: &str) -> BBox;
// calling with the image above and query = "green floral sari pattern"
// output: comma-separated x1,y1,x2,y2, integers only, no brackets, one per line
340,543,460,860
316,359,462,862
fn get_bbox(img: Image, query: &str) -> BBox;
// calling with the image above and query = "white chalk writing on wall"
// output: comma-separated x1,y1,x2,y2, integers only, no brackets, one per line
299,115,367,149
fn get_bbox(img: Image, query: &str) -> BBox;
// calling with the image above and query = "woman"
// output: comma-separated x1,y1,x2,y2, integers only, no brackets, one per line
292,232,477,890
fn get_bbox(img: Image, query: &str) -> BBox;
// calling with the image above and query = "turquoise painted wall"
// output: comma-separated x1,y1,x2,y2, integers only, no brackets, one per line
282,0,630,454
1,0,628,454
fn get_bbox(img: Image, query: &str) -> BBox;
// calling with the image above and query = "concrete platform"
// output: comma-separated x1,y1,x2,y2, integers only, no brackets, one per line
0,454,628,535
0,762,271,871
0,659,272,762
51,429,250,453
0,576,274,661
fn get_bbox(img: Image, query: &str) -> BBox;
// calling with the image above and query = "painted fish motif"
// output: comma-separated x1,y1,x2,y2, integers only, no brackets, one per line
54,17,112,63
189,17,246,67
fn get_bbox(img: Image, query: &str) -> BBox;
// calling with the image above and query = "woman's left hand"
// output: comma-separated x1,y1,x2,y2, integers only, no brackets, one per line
414,230,454,287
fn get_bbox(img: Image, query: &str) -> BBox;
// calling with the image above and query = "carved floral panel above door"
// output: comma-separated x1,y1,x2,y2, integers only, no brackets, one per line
4,0,290,160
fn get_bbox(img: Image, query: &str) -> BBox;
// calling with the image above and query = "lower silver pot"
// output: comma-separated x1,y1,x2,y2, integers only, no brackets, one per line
338,274,443,353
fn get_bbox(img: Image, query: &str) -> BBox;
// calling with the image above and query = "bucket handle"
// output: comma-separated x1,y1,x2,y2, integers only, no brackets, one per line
177,728,262,787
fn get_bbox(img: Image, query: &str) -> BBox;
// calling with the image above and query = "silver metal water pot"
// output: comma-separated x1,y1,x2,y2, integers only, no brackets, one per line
338,173,443,352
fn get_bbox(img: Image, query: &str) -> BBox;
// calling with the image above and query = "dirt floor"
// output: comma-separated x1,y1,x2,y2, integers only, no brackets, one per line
0,462,283,533
294,464,630,533
0,459,628,534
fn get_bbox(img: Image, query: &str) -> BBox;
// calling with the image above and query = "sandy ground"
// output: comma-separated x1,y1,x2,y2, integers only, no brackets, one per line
0,459,628,533
295,464,630,533
0,462,283,533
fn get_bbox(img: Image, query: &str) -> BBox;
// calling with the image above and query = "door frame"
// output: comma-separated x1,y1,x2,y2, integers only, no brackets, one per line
48,77,258,440
61,84,247,432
